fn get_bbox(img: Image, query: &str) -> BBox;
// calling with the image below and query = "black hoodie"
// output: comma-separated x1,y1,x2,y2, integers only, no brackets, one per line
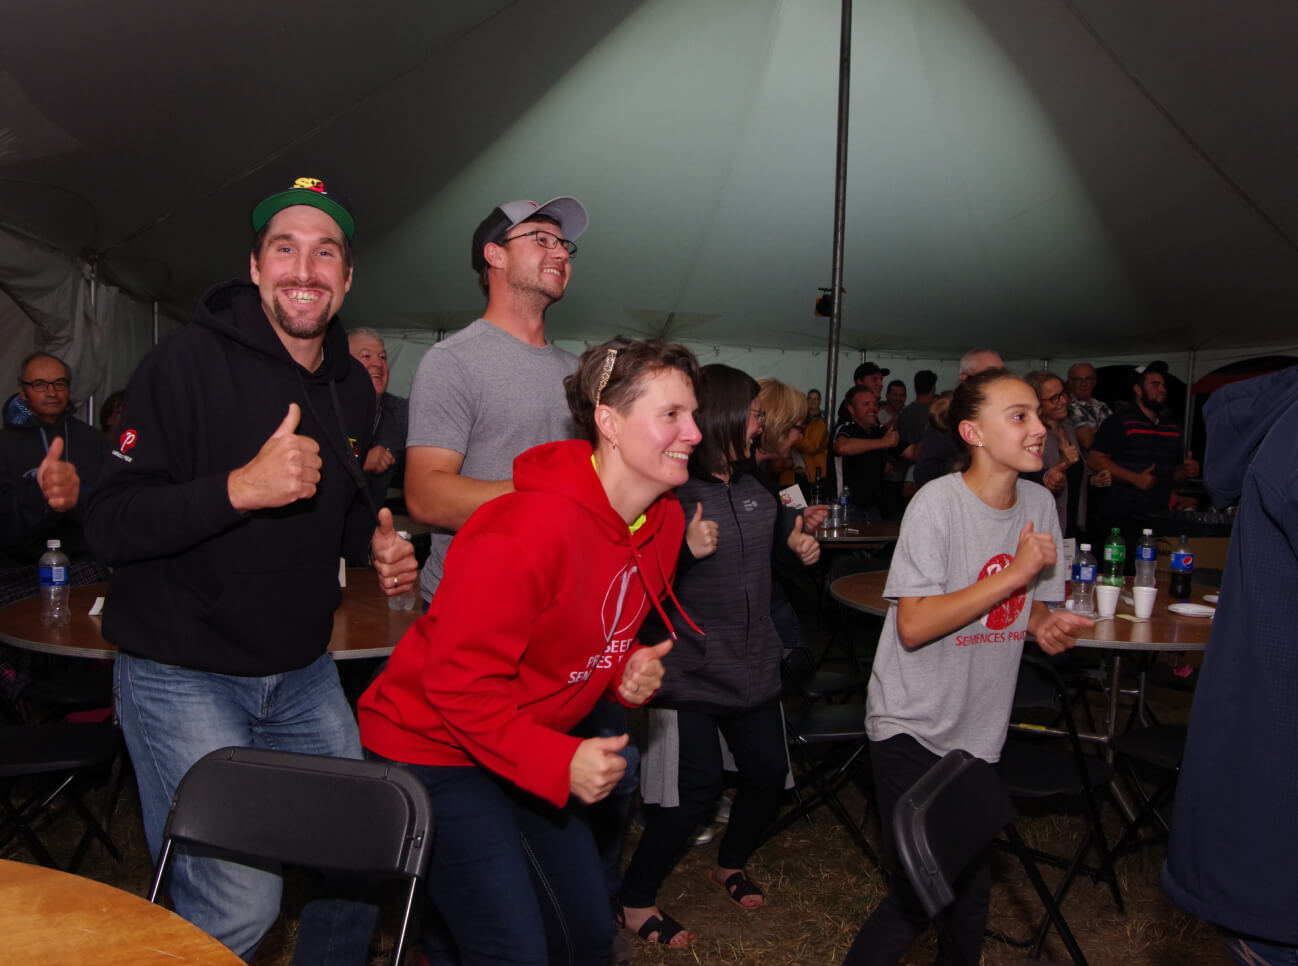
86,280,375,675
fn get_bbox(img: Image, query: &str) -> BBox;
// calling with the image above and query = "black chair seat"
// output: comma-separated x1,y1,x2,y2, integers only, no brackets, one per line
1111,724,1187,772
785,702,867,744
0,722,121,777
20,671,113,711
997,741,1113,799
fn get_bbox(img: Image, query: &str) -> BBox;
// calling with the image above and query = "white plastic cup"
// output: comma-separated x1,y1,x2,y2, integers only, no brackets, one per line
1132,585,1157,619
1095,582,1120,618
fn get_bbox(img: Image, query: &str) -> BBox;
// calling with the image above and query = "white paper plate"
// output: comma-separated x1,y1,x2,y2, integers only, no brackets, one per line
1203,594,1219,604
1169,602,1215,618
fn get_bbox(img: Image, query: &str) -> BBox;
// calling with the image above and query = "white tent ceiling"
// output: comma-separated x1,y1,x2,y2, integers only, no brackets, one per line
4,0,1297,362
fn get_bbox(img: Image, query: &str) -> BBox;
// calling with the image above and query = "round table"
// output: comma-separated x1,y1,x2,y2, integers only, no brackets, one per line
0,858,243,964
0,569,419,661
830,569,1213,747
815,519,901,548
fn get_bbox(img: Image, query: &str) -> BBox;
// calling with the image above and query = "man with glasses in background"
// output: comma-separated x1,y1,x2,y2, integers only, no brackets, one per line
405,197,646,965
1066,362,1111,451
0,353,107,605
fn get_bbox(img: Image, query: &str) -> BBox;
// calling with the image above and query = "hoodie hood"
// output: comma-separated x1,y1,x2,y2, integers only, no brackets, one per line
195,279,356,383
512,438,673,548
1202,366,1298,508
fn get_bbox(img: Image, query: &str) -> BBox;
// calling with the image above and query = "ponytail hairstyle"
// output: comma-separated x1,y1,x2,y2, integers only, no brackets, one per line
946,367,1021,471
564,337,700,446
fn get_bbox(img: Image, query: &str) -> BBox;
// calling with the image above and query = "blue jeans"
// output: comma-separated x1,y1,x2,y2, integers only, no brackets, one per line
397,760,611,966
115,652,378,964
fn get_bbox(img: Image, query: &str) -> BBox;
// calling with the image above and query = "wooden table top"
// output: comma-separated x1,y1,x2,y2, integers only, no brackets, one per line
830,570,1213,651
815,519,901,546
0,569,419,661
0,859,243,965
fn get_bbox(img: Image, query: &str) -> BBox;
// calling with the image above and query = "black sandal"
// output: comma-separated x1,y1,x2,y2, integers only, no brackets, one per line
712,869,765,907
622,910,694,947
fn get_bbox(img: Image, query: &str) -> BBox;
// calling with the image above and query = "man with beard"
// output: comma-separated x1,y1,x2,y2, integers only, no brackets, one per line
1088,360,1199,538
348,327,408,507
86,177,418,963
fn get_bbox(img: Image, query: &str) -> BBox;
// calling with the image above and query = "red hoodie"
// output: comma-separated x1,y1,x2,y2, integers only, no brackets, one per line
358,439,686,808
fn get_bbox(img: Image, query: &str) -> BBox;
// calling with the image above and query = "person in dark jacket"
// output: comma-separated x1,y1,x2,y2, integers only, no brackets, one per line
619,364,820,948
85,177,418,963
1163,365,1298,965
0,352,107,600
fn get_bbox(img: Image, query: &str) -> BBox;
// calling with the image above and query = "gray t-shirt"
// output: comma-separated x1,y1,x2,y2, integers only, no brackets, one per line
407,318,577,599
866,473,1065,762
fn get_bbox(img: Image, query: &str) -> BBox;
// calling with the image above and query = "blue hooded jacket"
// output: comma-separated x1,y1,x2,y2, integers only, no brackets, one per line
1162,364,1298,944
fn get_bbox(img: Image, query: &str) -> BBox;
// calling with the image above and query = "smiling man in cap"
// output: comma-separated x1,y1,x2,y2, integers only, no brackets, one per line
403,196,588,601
86,175,417,962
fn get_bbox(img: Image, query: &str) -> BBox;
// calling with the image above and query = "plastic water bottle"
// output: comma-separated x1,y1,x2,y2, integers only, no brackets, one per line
1134,529,1158,589
839,484,851,511
1169,535,1194,600
1069,543,1098,616
39,538,70,626
1102,527,1126,585
388,530,417,611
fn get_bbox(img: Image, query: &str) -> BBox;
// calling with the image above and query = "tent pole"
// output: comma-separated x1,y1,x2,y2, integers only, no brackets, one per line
153,299,160,346
824,0,853,418
1183,348,1196,463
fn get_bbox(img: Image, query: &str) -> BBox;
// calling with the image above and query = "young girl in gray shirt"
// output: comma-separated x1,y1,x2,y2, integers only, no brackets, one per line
843,368,1094,966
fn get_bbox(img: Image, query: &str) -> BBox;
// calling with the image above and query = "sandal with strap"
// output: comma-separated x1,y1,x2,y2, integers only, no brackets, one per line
619,909,694,948
711,869,765,908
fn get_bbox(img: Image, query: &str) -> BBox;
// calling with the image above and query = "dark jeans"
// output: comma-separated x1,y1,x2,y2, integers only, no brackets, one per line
842,733,990,966
571,700,640,901
620,699,786,908
401,761,610,966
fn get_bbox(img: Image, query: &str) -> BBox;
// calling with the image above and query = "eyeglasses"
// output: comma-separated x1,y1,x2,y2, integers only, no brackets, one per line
750,407,766,424
497,229,578,258
1041,391,1068,405
21,378,70,392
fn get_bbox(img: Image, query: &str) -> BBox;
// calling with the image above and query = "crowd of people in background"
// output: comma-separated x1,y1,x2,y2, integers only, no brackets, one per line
2,177,1286,966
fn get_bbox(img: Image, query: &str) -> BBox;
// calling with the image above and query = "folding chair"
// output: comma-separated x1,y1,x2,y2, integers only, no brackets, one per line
148,747,432,966
0,721,123,872
781,645,868,703
769,701,880,868
893,749,1088,966
1109,723,1187,857
998,653,1121,956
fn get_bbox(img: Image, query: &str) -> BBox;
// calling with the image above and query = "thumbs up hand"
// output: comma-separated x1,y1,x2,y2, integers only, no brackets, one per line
787,515,820,566
618,638,673,705
371,507,419,596
36,436,81,511
684,502,719,559
226,403,322,511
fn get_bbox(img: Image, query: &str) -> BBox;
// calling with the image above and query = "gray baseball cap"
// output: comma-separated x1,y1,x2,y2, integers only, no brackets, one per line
471,197,588,273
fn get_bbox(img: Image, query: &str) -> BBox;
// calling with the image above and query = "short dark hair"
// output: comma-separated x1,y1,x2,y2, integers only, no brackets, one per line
564,337,700,445
689,364,760,479
1130,360,1169,394
914,369,937,394
844,384,876,408
477,214,561,298
18,352,69,384
886,379,905,393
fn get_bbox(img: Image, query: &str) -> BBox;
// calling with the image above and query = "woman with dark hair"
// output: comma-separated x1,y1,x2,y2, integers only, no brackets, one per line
619,364,821,948
842,368,1093,966
359,338,702,966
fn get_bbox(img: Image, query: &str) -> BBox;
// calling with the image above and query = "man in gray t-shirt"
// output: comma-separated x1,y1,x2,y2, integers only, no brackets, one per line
404,197,588,601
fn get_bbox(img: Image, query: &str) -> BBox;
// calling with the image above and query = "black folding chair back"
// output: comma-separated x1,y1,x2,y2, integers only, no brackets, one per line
148,747,432,965
893,749,1089,966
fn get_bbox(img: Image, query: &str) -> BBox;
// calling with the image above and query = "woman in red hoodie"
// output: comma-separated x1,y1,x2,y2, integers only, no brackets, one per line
358,338,701,966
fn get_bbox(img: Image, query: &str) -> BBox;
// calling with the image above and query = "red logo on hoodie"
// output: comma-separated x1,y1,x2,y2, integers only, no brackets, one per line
119,429,137,453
